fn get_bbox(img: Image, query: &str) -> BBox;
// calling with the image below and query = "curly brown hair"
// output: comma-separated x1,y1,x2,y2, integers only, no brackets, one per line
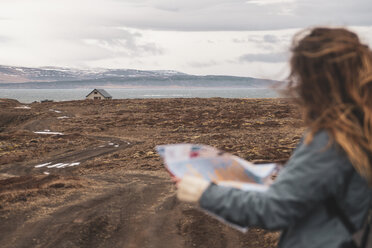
287,27,372,182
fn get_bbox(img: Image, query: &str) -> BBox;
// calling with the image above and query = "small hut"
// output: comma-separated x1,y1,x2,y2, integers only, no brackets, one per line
86,89,112,100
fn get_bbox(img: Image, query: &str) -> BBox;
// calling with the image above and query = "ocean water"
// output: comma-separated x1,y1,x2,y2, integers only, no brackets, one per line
0,88,280,103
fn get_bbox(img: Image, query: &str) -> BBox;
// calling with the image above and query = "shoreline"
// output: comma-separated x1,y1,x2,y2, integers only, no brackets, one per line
0,87,280,104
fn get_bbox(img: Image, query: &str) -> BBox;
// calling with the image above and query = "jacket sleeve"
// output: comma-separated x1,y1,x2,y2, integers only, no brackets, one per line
199,131,353,230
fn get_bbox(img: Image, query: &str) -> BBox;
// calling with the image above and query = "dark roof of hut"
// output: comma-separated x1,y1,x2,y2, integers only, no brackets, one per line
86,89,112,98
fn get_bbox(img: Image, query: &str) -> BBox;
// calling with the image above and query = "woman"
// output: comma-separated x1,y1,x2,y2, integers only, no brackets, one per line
177,27,372,248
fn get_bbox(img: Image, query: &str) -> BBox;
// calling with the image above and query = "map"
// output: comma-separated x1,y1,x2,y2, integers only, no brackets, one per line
156,144,280,192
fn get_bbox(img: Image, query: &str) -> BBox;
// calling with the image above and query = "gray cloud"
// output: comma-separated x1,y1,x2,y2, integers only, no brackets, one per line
39,27,165,65
103,30,163,56
233,33,288,44
188,60,219,68
263,34,279,43
0,36,11,43
232,38,246,43
65,27,164,59
238,52,289,63
103,0,372,31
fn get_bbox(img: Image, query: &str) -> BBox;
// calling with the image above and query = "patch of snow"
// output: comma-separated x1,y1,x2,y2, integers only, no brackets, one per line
57,116,69,119
14,105,31,109
56,163,69,168
34,131,64,135
47,163,63,168
35,162,51,168
149,70,184,75
114,145,119,148
43,172,50,175
49,109,62,113
98,145,105,148
108,143,114,146
36,162,80,169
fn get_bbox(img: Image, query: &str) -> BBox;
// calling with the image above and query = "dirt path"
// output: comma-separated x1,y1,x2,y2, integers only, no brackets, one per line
0,136,133,176
0,172,179,248
0,170,278,248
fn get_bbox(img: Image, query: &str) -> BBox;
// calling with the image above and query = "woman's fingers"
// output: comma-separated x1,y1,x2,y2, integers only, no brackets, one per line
177,176,210,203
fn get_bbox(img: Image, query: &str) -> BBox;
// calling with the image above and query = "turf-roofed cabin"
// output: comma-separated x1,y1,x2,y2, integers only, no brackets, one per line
86,89,112,100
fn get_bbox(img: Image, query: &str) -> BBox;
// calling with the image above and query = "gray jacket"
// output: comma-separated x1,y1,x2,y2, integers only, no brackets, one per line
200,131,371,248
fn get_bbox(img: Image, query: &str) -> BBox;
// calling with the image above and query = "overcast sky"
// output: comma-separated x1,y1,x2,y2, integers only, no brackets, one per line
0,0,372,79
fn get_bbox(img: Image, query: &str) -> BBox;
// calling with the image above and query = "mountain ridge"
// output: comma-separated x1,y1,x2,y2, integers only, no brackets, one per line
0,65,279,89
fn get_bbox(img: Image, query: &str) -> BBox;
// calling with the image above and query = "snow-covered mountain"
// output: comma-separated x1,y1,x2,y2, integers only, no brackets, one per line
0,65,187,83
0,65,278,88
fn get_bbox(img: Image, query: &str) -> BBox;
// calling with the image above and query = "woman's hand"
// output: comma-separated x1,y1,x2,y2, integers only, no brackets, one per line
177,175,210,203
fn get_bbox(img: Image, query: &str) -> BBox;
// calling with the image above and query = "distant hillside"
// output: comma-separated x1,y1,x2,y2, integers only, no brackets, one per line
0,65,278,89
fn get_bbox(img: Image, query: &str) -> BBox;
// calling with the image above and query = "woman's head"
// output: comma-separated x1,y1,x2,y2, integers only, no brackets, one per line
287,27,372,182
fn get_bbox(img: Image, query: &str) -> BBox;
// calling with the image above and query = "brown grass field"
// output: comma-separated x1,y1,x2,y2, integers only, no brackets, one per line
0,97,304,248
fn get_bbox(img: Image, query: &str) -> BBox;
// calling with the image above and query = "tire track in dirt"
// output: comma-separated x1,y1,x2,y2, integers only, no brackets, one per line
1,106,135,175
0,135,135,176
0,173,185,248
30,135,135,172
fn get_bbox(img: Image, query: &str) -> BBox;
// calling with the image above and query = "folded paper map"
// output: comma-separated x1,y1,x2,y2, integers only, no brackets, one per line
156,144,280,192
